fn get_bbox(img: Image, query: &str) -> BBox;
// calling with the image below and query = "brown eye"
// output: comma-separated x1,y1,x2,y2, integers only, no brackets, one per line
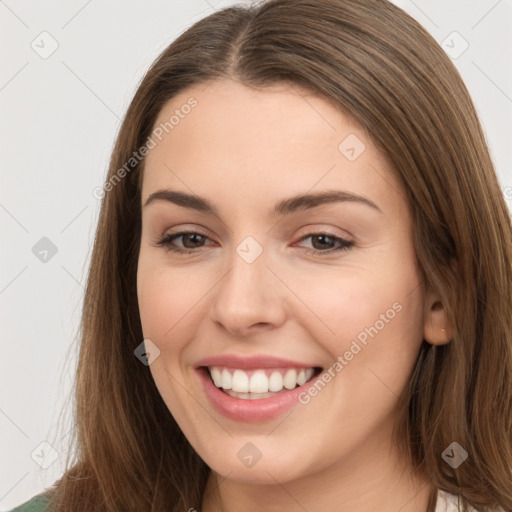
296,233,354,255
155,231,212,254
179,233,207,248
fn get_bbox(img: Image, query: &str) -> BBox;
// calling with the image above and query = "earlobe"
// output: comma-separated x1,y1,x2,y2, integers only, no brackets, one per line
423,292,453,347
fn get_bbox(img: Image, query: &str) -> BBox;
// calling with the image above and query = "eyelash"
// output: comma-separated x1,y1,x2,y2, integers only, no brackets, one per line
154,230,354,256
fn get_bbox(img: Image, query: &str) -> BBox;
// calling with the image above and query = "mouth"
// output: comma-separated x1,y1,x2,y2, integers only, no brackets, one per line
200,365,323,400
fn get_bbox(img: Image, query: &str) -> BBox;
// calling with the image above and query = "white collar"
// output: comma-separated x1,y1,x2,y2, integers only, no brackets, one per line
435,489,504,512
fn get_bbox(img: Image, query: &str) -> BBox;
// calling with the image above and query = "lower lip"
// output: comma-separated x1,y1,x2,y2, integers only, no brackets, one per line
197,368,320,423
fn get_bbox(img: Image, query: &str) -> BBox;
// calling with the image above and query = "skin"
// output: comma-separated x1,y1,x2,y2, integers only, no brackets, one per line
136,78,452,512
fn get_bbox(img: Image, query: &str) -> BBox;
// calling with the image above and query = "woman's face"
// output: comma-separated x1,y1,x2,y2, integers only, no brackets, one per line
137,78,428,484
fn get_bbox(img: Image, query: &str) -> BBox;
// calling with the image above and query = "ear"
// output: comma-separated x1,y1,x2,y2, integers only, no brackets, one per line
423,282,452,346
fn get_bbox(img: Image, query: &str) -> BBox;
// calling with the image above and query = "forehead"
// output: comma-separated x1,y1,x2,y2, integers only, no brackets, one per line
140,79,407,220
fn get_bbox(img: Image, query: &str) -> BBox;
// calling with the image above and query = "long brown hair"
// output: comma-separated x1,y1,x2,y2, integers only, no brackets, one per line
47,0,512,510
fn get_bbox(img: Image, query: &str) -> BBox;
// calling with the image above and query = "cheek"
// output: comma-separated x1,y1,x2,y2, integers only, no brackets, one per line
136,260,210,426
137,273,173,342
137,258,208,342
296,256,424,370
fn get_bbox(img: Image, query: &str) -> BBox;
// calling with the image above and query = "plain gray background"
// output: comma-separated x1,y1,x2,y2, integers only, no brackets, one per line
1,0,511,509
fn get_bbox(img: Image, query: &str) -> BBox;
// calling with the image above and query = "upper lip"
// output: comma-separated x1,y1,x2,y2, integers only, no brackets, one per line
194,354,322,370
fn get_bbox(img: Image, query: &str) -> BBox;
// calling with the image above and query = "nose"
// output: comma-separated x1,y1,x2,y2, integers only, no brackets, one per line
209,243,286,337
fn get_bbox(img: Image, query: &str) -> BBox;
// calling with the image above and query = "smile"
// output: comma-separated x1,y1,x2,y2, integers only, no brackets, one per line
194,354,324,422
207,366,318,398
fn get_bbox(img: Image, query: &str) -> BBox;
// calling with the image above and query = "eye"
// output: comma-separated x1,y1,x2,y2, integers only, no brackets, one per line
154,230,214,254
295,232,354,256
153,230,354,256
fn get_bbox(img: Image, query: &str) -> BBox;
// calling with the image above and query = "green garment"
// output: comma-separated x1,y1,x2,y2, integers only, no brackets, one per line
8,494,50,512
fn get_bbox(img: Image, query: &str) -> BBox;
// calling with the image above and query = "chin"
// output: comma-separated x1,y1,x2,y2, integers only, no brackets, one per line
195,434,315,485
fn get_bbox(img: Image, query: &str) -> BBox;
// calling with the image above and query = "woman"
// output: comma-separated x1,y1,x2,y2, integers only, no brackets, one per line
11,0,512,510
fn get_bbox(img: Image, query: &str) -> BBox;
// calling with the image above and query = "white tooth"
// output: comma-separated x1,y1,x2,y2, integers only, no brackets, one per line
249,371,269,393
221,368,232,389
214,367,315,393
210,367,222,387
268,371,284,392
232,369,249,392
283,369,297,390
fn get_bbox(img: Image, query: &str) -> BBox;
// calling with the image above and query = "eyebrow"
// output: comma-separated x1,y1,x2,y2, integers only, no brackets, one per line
143,189,382,216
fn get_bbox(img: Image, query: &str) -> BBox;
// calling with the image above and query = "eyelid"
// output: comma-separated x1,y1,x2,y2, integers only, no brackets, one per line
157,224,352,244
154,229,215,248
294,224,353,241
154,226,355,258
159,224,216,239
